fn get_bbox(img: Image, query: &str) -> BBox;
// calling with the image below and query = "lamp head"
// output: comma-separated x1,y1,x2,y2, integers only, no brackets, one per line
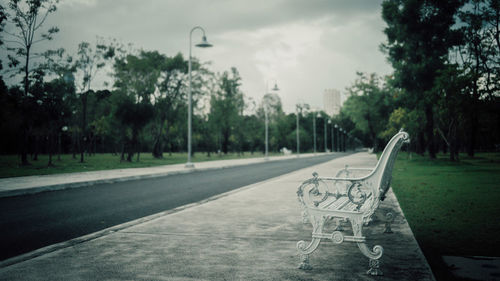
195,35,213,48
271,82,279,91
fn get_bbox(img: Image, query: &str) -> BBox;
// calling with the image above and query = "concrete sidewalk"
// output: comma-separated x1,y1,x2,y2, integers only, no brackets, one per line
0,152,323,198
0,152,435,280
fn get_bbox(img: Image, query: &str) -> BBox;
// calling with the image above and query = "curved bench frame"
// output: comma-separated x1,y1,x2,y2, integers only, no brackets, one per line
296,130,410,275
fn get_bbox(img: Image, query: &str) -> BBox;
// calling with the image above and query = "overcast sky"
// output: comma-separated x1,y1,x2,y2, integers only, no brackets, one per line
7,0,394,113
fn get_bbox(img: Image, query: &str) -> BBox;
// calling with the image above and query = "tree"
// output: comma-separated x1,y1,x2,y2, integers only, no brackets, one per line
381,0,463,158
73,39,115,162
113,50,158,161
0,5,10,150
454,0,500,156
241,114,263,154
151,53,188,158
208,68,245,154
273,113,295,152
34,77,74,166
0,3,7,77
433,65,470,161
257,92,284,153
342,73,394,152
2,0,59,165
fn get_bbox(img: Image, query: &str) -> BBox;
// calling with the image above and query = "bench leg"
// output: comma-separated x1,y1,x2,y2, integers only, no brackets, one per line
384,212,394,234
297,214,325,270
297,237,321,270
298,254,313,270
335,218,344,231
350,218,384,275
368,259,383,276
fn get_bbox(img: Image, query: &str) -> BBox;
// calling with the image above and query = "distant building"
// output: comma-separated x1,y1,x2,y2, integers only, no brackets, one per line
323,89,341,117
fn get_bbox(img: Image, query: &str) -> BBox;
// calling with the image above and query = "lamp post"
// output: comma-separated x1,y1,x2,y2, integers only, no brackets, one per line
313,113,317,154
334,124,338,152
339,128,343,152
186,26,212,168
313,112,321,154
328,120,333,153
342,129,347,152
324,117,327,153
264,81,279,160
338,127,342,152
58,125,68,161
340,129,345,152
296,104,300,157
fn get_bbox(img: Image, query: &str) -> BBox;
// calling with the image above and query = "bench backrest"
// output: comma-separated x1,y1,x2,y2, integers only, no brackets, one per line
372,130,410,201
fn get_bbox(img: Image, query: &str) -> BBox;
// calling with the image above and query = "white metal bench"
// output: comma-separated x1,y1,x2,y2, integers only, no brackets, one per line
296,130,410,275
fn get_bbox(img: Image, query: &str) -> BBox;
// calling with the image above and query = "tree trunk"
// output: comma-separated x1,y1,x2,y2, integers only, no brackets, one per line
152,132,162,158
33,135,39,161
20,46,31,166
152,119,167,158
48,132,54,167
126,144,133,162
152,136,163,158
80,92,88,163
136,134,141,162
58,132,62,161
222,128,230,154
120,142,126,162
127,128,138,162
466,98,478,157
72,131,77,159
425,105,436,159
449,125,457,162
416,131,426,155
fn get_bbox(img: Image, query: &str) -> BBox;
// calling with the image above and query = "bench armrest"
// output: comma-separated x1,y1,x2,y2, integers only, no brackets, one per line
335,165,373,178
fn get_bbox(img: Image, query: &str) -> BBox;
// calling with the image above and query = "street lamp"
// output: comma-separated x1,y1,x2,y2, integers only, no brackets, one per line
339,128,343,152
264,81,279,160
337,126,342,152
58,124,68,161
296,104,301,157
328,119,333,153
186,26,213,168
340,128,345,152
343,130,346,152
323,117,327,153
313,112,320,154
334,124,338,152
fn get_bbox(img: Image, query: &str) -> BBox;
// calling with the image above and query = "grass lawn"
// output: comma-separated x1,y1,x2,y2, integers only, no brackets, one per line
391,152,500,280
0,151,282,178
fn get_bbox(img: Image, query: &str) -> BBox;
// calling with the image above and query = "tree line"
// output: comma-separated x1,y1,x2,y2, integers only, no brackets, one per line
1,0,499,167
340,0,499,161
0,0,343,167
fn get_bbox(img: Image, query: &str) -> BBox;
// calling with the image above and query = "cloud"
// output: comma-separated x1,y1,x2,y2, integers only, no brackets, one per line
59,0,98,8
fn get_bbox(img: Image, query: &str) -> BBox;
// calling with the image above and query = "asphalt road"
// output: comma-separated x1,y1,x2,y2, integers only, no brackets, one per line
0,153,347,261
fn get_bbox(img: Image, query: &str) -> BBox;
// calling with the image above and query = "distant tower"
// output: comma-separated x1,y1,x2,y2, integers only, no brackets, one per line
323,89,341,117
